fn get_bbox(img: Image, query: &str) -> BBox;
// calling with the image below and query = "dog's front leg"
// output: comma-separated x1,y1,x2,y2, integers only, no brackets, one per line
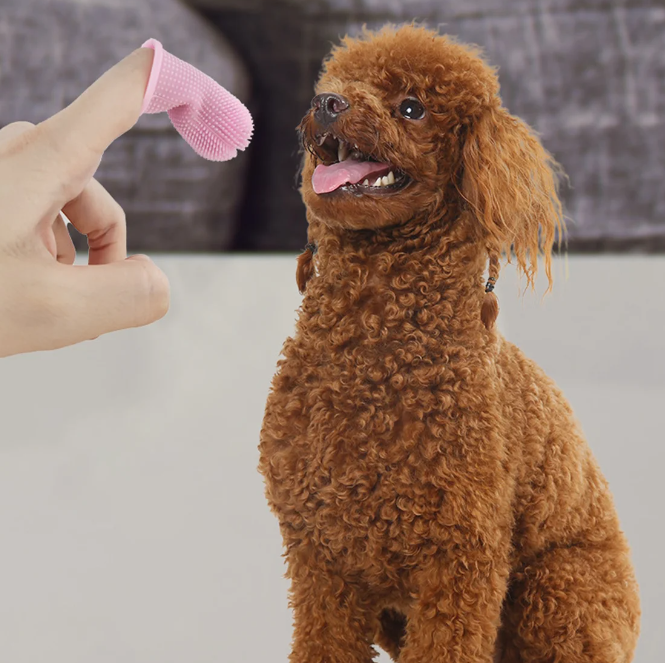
287,546,374,663
399,547,509,663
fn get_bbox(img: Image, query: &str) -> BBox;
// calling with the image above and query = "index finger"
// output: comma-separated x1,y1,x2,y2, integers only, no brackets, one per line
33,47,154,202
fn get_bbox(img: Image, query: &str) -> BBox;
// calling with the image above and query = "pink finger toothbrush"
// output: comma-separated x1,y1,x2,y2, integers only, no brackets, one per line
140,38,253,161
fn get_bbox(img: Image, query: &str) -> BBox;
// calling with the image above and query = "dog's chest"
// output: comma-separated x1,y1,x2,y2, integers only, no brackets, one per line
262,338,454,571
282,420,444,573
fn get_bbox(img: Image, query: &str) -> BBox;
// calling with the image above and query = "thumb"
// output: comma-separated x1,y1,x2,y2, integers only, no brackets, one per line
53,255,170,344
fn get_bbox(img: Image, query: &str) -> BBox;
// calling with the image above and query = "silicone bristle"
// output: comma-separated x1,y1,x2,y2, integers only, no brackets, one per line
140,38,253,162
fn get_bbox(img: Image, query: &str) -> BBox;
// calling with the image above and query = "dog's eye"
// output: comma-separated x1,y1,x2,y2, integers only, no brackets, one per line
398,98,426,120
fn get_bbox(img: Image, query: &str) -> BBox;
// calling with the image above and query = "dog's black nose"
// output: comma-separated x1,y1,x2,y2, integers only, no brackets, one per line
312,93,350,126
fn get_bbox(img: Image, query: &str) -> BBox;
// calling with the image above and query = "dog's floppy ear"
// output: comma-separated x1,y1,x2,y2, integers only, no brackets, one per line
461,106,564,289
296,244,316,294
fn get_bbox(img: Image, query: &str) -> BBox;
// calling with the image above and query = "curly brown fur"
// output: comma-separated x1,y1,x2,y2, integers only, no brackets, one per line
259,25,640,663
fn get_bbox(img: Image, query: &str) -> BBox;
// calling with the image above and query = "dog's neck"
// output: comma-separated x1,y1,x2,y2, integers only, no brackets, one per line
307,207,489,335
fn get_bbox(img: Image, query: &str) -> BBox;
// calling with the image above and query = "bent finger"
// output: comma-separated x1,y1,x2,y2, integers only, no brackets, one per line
62,178,127,265
0,121,35,144
51,255,170,344
53,213,76,265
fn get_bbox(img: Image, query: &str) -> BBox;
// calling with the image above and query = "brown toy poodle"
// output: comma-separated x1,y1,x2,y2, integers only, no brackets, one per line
259,25,640,663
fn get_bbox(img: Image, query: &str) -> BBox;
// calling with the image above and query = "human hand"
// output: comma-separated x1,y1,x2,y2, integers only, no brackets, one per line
0,48,169,358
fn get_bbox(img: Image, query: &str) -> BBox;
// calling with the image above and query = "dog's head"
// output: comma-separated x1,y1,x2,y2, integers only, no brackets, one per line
298,25,563,286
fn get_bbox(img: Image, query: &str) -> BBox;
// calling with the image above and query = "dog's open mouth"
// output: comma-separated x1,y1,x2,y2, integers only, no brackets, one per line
309,132,411,196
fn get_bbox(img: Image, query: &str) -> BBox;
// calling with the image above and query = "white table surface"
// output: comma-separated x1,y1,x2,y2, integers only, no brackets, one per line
0,254,662,663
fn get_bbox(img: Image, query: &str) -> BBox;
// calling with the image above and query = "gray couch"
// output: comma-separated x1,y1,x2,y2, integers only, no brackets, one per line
197,0,665,252
2,0,663,253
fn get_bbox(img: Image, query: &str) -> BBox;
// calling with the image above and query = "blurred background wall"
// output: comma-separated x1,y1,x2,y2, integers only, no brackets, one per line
1,0,663,252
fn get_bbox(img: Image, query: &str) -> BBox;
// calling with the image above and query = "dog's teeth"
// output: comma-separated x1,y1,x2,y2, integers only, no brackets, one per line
381,176,390,187
363,179,370,186
373,178,382,187
386,171,395,185
338,142,349,162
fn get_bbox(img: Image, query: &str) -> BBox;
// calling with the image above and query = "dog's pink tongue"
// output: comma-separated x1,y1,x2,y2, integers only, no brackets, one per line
312,160,391,194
